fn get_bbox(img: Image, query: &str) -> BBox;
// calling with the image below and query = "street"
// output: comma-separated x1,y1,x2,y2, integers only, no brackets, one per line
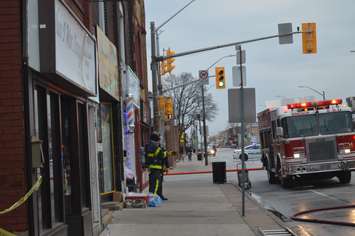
212,148,355,236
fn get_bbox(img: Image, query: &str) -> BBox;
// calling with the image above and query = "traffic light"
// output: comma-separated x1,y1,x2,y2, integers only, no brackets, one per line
160,60,167,76
302,23,317,54
158,96,166,115
166,48,176,74
215,66,226,89
164,96,174,120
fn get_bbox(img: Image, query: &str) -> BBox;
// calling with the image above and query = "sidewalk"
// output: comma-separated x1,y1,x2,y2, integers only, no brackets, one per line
101,158,284,236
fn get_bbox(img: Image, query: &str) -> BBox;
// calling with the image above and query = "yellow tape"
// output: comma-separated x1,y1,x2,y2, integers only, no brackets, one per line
0,176,42,236
0,176,42,215
0,227,16,236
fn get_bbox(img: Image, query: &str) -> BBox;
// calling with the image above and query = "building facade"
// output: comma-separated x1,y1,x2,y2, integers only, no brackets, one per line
0,0,150,235
122,0,150,191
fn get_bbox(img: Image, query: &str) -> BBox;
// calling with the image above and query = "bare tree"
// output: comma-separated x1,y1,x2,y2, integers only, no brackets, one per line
163,73,218,134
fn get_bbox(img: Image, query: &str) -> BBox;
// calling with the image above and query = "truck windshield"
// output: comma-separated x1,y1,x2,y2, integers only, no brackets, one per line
282,115,317,138
282,111,352,138
319,112,352,134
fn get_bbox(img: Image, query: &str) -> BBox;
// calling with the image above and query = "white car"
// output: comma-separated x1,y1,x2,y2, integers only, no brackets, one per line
233,144,261,159
207,146,216,156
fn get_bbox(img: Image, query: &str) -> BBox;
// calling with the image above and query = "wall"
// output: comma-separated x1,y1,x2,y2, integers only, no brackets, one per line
0,0,28,233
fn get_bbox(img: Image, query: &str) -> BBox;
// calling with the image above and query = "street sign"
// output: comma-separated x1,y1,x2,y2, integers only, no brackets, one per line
199,70,208,80
278,23,293,44
236,50,246,64
199,70,209,85
232,66,246,87
228,88,256,123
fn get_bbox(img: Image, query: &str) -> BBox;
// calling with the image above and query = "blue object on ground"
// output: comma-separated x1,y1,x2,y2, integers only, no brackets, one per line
148,194,162,207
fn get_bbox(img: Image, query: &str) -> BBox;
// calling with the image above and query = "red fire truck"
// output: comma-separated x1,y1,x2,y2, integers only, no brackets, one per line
258,99,355,188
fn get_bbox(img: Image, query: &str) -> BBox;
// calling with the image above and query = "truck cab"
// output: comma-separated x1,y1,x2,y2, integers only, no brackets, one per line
258,99,355,187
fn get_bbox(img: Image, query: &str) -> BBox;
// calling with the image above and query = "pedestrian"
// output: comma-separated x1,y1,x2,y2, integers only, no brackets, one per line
186,146,192,161
146,132,168,200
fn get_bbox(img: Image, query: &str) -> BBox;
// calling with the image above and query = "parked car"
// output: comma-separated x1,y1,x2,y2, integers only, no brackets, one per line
233,143,261,159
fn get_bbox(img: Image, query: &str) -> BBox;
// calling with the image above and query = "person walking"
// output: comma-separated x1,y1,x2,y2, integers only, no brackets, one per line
146,132,168,200
186,146,192,161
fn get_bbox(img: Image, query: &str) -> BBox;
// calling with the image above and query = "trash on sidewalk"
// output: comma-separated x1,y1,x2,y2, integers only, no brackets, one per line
147,194,162,207
124,192,148,208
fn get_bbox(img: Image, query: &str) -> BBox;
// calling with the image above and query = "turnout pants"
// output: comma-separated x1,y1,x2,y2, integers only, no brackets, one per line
149,169,163,197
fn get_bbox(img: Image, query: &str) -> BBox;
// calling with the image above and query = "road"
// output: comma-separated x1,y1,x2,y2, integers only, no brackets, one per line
212,148,355,236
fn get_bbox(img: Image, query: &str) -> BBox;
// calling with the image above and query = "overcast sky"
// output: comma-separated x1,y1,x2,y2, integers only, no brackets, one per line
144,0,355,135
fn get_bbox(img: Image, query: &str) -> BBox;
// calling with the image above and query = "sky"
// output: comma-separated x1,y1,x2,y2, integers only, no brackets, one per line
144,0,355,135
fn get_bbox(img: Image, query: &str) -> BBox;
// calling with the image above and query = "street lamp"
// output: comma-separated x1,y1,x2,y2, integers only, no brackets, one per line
298,85,325,100
206,54,235,70
150,0,197,131
155,0,198,94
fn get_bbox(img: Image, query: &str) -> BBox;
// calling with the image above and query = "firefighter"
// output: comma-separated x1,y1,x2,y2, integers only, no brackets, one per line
146,132,168,200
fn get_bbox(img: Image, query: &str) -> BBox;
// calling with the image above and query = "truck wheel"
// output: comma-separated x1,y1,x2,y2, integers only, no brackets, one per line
281,176,294,188
338,171,351,184
267,170,277,184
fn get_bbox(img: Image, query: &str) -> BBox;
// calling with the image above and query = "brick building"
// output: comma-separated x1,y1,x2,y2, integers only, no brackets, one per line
0,0,150,235
0,1,28,234
122,0,151,192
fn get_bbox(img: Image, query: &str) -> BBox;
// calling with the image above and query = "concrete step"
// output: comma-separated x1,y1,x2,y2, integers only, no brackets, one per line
101,209,113,226
101,201,124,211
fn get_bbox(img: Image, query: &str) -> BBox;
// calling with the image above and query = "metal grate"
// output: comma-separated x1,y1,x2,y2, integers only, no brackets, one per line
308,139,336,162
259,228,293,236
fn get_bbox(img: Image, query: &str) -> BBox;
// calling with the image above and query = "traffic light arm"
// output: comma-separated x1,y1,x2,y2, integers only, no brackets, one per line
155,31,303,62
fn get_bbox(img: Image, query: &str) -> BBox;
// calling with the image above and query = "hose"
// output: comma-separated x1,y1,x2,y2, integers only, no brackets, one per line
291,204,355,227
165,167,263,176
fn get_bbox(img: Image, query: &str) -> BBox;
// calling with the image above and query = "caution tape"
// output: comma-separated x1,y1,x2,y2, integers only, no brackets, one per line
0,227,16,236
0,176,42,215
0,176,43,236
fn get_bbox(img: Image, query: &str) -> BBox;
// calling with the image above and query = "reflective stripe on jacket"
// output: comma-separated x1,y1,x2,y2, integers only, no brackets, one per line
147,145,164,170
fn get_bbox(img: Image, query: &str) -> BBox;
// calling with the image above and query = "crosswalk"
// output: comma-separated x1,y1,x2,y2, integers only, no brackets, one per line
259,228,294,236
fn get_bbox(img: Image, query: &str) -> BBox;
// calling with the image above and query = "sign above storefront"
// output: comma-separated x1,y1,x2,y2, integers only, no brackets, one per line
55,0,96,94
96,26,119,100
39,0,97,96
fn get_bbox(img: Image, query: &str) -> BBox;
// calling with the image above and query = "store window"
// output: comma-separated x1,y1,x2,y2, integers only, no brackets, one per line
100,103,114,193
33,87,64,230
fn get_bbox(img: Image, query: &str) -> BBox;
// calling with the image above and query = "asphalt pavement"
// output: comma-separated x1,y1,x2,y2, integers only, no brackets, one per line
178,148,355,236
227,148,355,236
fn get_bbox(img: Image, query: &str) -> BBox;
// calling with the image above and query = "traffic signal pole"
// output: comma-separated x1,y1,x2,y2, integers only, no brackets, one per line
237,45,246,217
201,84,208,166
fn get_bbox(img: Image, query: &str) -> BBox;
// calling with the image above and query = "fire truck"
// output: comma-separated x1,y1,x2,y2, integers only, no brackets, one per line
258,99,355,188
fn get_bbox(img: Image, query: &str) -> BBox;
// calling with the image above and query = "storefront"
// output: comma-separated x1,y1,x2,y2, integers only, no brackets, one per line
96,26,123,201
30,0,98,235
124,67,148,191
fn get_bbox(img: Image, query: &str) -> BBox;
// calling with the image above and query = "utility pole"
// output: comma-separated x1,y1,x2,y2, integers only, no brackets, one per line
237,45,246,217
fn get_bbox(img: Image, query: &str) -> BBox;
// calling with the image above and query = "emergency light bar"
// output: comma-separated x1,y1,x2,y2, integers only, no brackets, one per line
287,99,342,109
